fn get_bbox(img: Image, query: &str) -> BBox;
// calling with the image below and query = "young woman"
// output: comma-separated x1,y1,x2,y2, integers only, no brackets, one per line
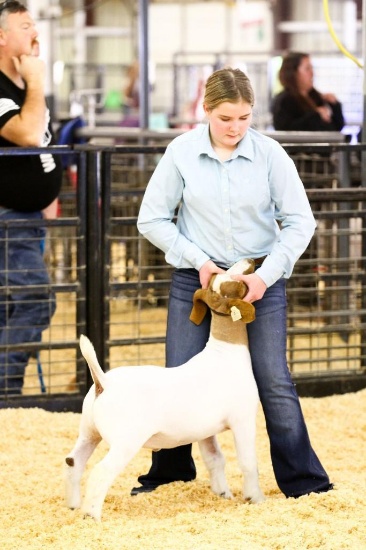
271,51,344,132
132,67,333,498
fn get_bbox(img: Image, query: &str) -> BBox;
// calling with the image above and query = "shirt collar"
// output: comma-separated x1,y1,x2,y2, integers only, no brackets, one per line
197,123,255,162
233,130,255,161
197,123,215,158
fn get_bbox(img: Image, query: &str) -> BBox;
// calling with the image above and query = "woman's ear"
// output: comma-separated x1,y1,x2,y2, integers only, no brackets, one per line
203,104,210,116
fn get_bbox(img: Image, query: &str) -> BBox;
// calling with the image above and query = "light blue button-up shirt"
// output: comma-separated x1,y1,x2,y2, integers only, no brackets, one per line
137,123,316,288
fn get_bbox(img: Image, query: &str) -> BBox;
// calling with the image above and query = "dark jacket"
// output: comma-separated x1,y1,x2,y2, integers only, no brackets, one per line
271,89,344,132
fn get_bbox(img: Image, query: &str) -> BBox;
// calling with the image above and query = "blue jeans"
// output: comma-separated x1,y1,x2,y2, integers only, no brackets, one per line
137,268,331,497
0,210,56,395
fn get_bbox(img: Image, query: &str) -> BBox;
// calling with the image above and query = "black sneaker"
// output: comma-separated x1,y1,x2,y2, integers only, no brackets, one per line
130,484,158,496
290,483,334,499
315,483,334,494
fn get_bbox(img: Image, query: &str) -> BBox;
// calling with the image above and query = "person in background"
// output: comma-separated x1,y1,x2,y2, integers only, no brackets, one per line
123,60,140,115
0,1,62,395
131,67,334,499
271,51,344,132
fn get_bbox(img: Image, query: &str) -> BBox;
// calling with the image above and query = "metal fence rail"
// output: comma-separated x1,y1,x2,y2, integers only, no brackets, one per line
1,142,366,410
287,187,366,391
0,147,88,410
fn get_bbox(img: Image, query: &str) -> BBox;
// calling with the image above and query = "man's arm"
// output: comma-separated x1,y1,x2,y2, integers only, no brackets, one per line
0,55,46,146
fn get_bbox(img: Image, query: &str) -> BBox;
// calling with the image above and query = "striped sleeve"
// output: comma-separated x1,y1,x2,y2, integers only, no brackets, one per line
0,98,19,128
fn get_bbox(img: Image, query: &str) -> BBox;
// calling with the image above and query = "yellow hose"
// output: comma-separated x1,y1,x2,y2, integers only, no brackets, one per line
323,0,363,68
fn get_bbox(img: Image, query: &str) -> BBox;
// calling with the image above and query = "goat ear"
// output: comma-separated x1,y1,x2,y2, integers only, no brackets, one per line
243,259,255,275
189,289,209,325
228,299,256,323
208,273,218,289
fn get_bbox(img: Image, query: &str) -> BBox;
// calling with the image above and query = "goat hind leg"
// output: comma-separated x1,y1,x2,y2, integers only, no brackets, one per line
65,432,102,510
198,436,232,499
65,391,103,510
82,442,141,521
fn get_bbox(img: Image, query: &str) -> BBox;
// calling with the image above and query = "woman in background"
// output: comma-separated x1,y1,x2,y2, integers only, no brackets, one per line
271,52,344,132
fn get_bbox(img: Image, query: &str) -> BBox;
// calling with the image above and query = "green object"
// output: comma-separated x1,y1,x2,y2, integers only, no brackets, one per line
105,89,122,110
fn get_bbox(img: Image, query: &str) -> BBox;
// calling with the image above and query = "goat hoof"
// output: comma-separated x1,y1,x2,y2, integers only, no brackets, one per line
245,494,266,504
218,490,233,499
83,513,100,522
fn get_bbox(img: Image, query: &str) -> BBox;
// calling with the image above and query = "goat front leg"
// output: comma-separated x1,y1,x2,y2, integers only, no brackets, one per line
198,436,233,499
231,423,265,504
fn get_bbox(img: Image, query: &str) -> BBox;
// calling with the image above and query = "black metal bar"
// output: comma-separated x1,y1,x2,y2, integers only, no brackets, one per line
85,148,104,388
75,149,88,393
101,150,112,371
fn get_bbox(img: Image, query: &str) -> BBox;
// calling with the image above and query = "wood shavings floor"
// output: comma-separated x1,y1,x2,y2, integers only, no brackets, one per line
1,389,365,550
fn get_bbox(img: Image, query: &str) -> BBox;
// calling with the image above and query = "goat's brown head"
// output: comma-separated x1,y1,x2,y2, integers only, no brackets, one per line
190,259,256,325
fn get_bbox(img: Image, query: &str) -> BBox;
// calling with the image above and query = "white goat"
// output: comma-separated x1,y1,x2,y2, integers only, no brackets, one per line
65,258,265,521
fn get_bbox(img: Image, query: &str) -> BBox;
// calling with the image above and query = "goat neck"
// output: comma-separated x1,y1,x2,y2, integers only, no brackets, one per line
209,310,249,346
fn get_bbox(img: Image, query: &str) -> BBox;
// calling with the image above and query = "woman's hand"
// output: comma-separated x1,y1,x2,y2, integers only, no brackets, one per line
199,260,225,289
316,105,332,123
231,272,267,303
321,92,338,104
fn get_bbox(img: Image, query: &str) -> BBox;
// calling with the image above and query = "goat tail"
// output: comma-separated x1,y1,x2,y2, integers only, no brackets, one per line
79,335,107,395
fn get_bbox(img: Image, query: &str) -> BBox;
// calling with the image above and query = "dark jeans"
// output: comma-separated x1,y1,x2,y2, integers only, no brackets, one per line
0,210,56,395
137,268,331,497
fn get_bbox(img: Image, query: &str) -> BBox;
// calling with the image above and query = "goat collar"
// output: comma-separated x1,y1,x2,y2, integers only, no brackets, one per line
190,287,255,326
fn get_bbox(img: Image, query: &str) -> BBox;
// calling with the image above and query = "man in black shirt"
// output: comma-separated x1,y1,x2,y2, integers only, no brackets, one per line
0,1,62,394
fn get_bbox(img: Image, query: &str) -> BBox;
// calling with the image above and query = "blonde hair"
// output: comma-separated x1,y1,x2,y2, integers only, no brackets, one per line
204,67,255,110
